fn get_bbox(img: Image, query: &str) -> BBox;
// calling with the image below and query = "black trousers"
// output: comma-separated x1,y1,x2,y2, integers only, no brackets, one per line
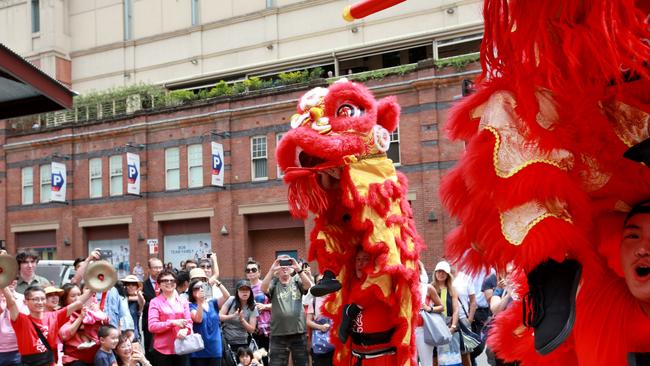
152,348,190,366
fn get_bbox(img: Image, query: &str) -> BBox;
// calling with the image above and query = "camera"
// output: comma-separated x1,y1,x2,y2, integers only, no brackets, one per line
279,259,292,267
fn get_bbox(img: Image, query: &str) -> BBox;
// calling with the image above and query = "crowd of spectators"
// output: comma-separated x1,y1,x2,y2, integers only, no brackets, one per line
0,249,336,366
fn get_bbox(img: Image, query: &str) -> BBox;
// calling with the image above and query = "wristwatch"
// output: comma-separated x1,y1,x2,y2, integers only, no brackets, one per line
296,269,304,274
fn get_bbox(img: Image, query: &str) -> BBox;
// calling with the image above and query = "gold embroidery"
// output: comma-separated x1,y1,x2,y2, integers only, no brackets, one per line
485,127,574,177
500,200,573,246
601,100,650,147
535,89,559,130
578,154,611,192
614,200,633,213
480,92,574,178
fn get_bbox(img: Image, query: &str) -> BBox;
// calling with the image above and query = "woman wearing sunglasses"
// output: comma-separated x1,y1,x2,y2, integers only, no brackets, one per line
148,269,192,366
188,278,229,366
245,259,270,364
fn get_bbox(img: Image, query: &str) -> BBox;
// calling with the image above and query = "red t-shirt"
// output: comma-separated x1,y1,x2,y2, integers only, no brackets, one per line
11,307,69,363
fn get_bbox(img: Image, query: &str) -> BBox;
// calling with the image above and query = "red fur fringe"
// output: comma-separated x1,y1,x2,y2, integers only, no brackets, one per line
284,170,329,219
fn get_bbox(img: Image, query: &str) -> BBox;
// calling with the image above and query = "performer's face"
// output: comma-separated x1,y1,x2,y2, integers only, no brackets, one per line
355,250,371,278
621,213,650,311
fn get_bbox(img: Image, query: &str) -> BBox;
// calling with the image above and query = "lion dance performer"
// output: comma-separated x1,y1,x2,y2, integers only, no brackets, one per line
435,0,650,365
276,79,423,366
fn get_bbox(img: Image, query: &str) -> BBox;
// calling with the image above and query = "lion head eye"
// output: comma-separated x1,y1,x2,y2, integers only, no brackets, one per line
336,104,364,118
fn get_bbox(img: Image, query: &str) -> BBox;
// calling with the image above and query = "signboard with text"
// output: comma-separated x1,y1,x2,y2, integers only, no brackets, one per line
127,152,141,195
51,162,66,202
211,142,224,187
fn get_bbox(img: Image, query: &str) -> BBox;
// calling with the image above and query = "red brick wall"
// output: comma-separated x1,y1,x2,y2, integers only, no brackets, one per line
248,227,307,276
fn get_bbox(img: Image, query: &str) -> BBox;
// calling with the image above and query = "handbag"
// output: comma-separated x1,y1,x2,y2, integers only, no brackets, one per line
420,310,452,346
437,332,463,366
23,320,55,366
458,301,482,352
174,332,205,355
458,319,482,352
311,317,335,354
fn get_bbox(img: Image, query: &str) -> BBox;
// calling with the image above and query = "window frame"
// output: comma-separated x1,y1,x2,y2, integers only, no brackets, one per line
251,135,268,181
31,0,40,33
109,155,123,196
22,167,34,205
89,158,103,198
187,144,203,188
123,0,133,41
40,164,51,203
191,0,200,26
276,133,285,178
165,147,181,190
387,126,401,166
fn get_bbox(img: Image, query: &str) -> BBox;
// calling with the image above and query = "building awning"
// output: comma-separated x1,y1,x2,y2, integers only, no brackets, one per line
0,43,75,119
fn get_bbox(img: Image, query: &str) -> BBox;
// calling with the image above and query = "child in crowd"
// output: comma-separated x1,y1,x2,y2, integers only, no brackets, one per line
95,325,119,366
236,347,261,366
44,287,63,312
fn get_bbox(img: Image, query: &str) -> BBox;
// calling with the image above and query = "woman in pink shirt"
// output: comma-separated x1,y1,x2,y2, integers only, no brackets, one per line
0,280,26,366
148,269,192,366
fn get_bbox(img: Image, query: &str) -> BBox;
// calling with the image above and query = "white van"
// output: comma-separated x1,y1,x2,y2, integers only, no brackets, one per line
37,260,75,287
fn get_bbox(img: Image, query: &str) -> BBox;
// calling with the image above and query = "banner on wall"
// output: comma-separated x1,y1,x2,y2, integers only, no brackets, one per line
88,239,130,279
164,233,211,268
51,162,66,202
127,152,141,195
211,142,224,187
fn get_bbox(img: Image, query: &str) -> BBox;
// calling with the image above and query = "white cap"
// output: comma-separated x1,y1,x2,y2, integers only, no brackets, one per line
434,261,451,275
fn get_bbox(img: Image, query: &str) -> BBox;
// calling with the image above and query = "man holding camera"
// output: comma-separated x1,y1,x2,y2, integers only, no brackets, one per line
261,256,313,366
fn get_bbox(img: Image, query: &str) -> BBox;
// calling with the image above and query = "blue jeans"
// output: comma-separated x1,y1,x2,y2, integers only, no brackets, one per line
0,351,21,366
269,333,308,366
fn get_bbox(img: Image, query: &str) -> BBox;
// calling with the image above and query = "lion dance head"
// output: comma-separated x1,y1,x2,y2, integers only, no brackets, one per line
276,79,400,218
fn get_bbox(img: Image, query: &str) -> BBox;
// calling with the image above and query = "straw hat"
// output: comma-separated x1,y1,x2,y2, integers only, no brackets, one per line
189,268,208,280
44,286,64,297
121,275,141,283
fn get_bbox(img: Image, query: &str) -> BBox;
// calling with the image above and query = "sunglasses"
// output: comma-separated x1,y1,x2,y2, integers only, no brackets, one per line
159,279,175,284
200,265,212,269
245,267,258,273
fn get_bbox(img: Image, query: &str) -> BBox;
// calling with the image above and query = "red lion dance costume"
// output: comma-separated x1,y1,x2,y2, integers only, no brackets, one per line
437,0,650,365
276,80,422,366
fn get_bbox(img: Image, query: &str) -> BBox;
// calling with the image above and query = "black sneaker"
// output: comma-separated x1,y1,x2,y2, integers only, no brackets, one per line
338,303,362,343
310,270,342,297
523,259,582,355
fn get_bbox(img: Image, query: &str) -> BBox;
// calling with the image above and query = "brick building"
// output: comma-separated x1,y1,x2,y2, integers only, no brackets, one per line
0,61,474,284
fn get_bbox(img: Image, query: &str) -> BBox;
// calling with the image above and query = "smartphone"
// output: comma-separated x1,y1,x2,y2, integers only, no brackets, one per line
131,341,142,353
279,259,292,266
99,249,113,261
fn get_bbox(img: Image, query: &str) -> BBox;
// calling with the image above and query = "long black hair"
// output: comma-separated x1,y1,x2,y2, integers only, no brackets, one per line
233,280,255,312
